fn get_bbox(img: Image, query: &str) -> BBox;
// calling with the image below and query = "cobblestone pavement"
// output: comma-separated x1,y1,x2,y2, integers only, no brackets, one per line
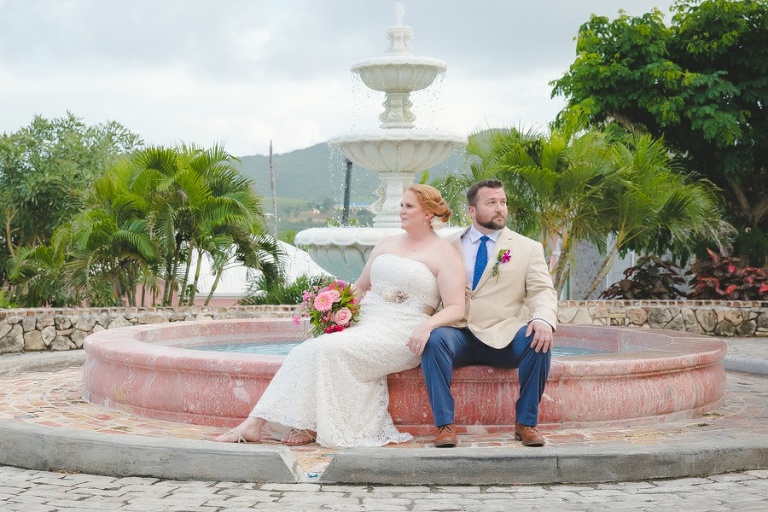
0,466,766,511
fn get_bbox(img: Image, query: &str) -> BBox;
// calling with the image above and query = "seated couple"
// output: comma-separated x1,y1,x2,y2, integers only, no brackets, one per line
215,179,558,448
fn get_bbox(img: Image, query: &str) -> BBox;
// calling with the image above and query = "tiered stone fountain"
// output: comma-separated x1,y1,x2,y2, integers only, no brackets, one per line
294,2,465,281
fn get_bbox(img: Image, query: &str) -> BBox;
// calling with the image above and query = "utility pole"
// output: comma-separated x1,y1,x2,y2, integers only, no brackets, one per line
269,140,279,240
341,158,353,225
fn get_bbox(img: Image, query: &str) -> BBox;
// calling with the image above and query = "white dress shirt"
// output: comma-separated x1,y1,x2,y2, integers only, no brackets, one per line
461,226,502,286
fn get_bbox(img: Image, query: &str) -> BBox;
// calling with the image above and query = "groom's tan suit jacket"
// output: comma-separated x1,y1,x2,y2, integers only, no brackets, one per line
448,227,558,349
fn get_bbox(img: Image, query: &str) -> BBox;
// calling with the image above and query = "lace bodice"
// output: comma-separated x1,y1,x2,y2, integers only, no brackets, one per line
363,254,440,315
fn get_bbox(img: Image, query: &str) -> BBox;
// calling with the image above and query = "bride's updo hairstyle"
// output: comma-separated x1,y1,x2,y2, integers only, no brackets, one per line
406,184,452,229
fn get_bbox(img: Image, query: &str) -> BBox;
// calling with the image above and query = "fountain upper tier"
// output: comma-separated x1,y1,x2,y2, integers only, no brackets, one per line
352,55,446,93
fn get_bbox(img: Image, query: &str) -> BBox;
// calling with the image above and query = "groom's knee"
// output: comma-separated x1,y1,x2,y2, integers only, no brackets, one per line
426,326,454,352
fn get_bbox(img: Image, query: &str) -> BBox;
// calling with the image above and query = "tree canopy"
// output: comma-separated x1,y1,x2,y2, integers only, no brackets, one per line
0,112,143,283
433,122,728,297
551,0,768,262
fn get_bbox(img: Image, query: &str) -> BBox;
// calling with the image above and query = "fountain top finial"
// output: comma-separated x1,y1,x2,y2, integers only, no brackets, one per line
386,1,413,55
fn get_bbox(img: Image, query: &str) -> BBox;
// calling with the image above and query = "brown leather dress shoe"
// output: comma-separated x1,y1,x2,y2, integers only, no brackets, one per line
434,424,458,447
515,423,545,446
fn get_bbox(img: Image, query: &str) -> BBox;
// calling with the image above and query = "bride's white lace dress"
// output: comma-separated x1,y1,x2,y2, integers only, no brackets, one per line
251,254,440,448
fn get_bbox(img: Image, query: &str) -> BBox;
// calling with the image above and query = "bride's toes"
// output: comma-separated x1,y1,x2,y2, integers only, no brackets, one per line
282,429,316,445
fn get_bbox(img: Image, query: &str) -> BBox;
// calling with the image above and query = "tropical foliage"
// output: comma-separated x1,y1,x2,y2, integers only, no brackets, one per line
551,0,768,264
600,255,687,300
435,120,730,298
687,248,768,300
240,273,330,306
4,138,279,307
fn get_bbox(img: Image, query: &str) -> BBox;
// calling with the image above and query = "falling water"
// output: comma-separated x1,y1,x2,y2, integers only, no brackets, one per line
394,0,405,26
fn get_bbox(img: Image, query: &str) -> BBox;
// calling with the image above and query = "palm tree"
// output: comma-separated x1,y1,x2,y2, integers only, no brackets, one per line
59,159,157,306
466,122,615,293
454,121,730,298
7,244,76,307
430,129,501,226
581,130,731,298
120,143,279,306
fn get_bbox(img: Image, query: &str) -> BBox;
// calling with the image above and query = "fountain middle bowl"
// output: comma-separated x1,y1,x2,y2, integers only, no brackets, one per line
82,319,726,434
351,55,447,92
329,129,466,174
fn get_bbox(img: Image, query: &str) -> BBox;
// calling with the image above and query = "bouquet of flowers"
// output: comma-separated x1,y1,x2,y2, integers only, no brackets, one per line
294,278,361,337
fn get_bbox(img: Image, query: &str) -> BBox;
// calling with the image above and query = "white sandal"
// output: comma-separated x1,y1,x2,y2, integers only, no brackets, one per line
216,427,259,444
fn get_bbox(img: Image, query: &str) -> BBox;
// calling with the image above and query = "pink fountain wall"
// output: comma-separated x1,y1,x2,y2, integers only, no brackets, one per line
83,319,726,434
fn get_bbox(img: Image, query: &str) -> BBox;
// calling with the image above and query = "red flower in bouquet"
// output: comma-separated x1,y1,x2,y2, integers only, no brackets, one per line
294,278,361,337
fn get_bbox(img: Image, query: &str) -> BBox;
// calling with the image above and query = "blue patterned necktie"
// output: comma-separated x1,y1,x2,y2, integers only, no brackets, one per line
472,235,489,290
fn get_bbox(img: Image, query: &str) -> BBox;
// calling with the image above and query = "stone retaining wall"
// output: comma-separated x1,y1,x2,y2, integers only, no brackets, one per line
1,300,767,354
557,300,768,337
0,305,298,355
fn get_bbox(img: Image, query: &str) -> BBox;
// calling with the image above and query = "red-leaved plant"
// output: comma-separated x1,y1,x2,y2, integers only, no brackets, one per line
687,248,768,300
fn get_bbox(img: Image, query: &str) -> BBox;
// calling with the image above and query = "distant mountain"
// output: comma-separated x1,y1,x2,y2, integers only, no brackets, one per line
235,142,468,204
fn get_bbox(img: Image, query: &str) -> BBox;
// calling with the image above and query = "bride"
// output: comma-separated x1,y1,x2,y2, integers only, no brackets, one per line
215,184,466,448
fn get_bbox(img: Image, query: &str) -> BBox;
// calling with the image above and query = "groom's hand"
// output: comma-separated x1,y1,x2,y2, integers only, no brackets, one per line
526,319,553,353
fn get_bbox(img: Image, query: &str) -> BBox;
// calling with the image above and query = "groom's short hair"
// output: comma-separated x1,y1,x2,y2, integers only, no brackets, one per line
467,179,504,207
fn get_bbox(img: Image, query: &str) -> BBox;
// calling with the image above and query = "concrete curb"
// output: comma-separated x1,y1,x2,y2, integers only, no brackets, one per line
319,441,768,485
724,356,768,376
0,419,301,483
0,350,87,376
1,417,765,485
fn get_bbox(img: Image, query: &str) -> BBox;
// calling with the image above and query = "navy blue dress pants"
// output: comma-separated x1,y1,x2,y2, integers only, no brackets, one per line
421,325,551,427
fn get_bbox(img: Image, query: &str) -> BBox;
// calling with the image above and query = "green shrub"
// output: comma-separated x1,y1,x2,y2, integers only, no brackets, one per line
239,273,329,305
600,255,686,300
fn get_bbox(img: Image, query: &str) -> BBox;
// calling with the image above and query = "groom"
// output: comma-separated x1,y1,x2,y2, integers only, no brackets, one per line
421,178,558,447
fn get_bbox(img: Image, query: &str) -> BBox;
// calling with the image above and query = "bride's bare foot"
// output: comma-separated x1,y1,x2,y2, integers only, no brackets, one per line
215,418,264,443
282,428,316,445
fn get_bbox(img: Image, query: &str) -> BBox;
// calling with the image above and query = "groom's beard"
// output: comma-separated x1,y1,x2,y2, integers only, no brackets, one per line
476,213,507,231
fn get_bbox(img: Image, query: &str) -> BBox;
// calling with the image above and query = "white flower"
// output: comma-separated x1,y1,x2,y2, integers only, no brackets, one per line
382,290,409,303
430,217,446,230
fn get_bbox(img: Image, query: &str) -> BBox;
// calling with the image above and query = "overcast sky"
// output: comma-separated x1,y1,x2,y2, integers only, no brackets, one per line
1,0,675,157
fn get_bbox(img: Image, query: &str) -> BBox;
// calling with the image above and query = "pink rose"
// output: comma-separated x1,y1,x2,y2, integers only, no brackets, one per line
333,307,353,326
327,289,341,303
313,291,335,312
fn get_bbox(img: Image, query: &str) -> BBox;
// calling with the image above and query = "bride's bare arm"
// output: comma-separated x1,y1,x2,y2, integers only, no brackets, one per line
406,244,466,355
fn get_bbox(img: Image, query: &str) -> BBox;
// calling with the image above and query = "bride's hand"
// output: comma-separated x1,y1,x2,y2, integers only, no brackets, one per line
406,322,431,356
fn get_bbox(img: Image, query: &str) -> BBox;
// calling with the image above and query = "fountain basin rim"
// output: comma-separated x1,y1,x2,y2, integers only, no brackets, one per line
294,226,463,246
329,129,466,145
84,321,726,378
351,55,447,71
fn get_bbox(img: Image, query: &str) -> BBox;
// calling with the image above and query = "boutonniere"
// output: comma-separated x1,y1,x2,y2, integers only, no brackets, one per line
491,249,511,277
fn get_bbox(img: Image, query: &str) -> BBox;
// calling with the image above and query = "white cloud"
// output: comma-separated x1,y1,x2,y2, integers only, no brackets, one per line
0,0,675,156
